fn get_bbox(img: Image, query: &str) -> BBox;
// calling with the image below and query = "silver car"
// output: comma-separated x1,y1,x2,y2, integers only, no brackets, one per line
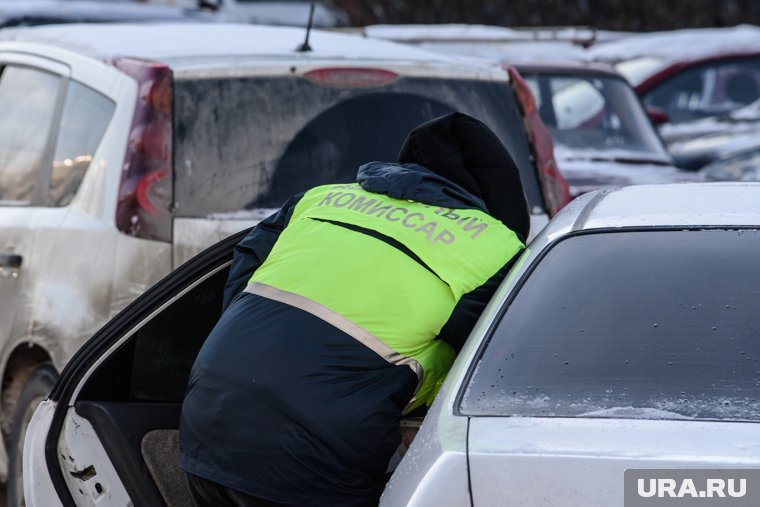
24,182,760,505
383,182,760,506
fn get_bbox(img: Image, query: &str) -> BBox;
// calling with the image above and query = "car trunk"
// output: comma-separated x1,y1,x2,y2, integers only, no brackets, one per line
467,416,760,506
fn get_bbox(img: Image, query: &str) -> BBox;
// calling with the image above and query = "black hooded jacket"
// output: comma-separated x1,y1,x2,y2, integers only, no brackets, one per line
180,113,529,507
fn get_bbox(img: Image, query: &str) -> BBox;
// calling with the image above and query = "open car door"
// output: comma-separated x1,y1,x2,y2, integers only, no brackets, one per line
26,230,248,506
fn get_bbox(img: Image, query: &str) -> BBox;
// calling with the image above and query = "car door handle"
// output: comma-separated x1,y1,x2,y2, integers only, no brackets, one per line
0,253,22,268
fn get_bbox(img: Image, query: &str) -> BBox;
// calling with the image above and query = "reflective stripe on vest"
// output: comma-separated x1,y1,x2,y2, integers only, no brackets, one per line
245,282,423,379
249,183,524,409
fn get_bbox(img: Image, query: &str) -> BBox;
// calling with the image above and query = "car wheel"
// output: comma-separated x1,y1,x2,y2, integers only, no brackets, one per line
7,364,57,507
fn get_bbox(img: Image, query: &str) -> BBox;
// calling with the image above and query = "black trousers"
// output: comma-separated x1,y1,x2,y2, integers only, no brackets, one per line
185,473,296,507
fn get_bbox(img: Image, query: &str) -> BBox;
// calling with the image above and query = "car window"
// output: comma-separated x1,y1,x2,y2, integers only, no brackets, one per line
49,81,115,206
79,264,228,402
0,65,60,205
523,73,669,161
644,57,760,123
461,229,760,422
173,75,542,217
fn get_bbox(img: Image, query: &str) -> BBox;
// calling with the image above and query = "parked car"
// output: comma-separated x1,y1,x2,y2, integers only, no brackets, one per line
138,0,346,26
363,24,701,196
516,62,701,196
23,182,760,506
664,98,760,170
589,25,760,150
702,142,760,181
0,0,212,28
0,21,568,505
383,182,760,505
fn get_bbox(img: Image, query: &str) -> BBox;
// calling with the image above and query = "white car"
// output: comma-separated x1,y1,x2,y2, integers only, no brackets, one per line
383,182,760,505
0,22,566,505
23,182,760,506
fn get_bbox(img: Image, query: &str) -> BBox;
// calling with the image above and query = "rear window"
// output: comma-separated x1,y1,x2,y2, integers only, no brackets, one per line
173,75,541,217
461,229,760,421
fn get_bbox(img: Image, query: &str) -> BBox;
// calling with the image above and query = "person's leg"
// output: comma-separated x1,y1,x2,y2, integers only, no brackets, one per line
186,472,296,507
226,489,299,507
185,472,238,507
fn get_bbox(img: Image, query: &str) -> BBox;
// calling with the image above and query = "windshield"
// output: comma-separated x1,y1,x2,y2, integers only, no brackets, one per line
461,229,760,422
522,73,669,162
173,74,541,217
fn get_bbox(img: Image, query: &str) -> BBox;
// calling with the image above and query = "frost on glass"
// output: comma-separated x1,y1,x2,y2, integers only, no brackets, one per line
461,229,760,422
172,75,540,217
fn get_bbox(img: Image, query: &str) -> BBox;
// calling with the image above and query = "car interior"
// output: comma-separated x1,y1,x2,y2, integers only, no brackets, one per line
73,263,230,506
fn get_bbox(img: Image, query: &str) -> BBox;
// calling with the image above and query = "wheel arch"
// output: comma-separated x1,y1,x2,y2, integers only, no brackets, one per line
1,342,56,445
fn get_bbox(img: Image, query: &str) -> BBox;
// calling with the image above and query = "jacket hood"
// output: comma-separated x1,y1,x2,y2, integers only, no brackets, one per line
357,161,487,211
396,112,530,240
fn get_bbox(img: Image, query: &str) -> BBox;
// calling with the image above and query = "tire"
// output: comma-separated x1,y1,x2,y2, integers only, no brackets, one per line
7,364,58,507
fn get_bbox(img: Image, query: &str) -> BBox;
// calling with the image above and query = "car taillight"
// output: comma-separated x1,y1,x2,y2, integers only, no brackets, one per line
303,67,399,88
114,57,173,242
506,66,571,216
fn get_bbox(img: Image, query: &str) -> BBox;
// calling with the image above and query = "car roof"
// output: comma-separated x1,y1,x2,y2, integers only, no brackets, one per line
514,60,621,77
362,23,593,65
0,22,487,74
363,23,626,45
546,183,760,236
589,24,760,65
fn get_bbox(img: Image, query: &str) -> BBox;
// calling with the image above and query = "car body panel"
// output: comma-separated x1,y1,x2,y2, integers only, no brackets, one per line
23,400,61,507
578,182,760,229
468,417,760,506
379,391,470,507
57,411,130,506
557,158,703,197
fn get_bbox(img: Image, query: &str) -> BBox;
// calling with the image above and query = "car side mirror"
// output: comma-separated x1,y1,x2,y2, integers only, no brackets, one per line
645,105,670,126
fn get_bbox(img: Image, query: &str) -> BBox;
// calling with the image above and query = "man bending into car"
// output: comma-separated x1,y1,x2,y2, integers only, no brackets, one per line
179,112,529,507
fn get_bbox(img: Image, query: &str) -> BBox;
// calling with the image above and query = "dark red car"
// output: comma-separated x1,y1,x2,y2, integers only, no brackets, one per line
590,26,760,141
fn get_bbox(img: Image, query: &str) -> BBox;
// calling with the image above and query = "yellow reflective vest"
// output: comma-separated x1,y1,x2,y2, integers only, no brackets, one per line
248,183,524,409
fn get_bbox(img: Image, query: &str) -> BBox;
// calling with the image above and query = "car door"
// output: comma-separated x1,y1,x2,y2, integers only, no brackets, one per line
32,230,245,506
0,55,69,366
